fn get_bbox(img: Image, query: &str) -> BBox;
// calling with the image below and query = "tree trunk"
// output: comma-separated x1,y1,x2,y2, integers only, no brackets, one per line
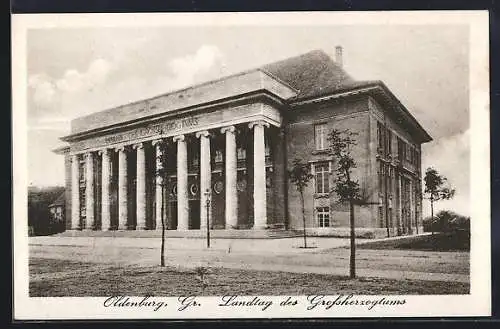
349,199,356,279
300,191,307,248
430,196,434,236
160,187,165,267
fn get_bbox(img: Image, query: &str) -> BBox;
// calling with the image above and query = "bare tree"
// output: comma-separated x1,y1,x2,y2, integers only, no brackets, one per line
287,158,314,248
328,128,361,279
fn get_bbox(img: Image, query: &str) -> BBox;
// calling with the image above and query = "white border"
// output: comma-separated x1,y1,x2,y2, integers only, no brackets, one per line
12,11,491,319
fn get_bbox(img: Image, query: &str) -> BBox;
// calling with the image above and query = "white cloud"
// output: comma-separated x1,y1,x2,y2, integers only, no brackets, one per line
421,128,470,216
167,44,225,88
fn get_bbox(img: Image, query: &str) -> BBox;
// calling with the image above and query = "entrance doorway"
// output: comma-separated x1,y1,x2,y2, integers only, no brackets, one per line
189,200,200,229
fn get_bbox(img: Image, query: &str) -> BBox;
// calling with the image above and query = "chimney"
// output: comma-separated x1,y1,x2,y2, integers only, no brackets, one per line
335,45,343,68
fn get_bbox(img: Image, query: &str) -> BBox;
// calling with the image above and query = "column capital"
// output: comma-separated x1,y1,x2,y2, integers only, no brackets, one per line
115,145,128,153
98,148,111,156
173,134,185,143
84,152,94,159
220,125,236,134
132,142,145,150
248,120,270,130
195,130,211,139
151,138,165,147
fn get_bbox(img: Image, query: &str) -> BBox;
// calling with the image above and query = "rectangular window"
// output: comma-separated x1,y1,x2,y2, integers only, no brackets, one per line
378,161,384,193
317,207,330,227
397,138,404,162
314,123,327,150
314,162,330,194
377,121,385,153
386,129,392,156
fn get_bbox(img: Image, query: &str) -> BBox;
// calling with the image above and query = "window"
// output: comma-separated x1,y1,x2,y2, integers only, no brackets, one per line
378,161,385,193
317,207,330,227
386,130,392,156
377,122,385,153
314,123,328,150
214,150,223,163
314,162,330,194
398,138,405,162
237,147,246,160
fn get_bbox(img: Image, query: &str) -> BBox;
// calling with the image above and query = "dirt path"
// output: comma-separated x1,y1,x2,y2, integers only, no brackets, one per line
29,238,469,283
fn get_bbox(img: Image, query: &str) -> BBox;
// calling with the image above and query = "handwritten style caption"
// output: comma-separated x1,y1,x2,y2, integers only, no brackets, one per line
102,295,406,312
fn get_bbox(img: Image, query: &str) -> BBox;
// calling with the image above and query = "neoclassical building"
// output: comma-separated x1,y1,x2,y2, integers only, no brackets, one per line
55,48,432,238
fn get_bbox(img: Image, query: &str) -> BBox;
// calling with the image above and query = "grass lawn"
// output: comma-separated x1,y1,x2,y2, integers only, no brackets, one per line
30,258,469,296
357,233,470,252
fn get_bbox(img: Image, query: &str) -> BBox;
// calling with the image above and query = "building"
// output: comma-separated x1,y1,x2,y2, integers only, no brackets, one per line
54,47,432,238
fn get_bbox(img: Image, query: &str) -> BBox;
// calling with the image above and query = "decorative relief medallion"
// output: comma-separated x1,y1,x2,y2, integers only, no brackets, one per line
190,183,199,196
213,181,224,195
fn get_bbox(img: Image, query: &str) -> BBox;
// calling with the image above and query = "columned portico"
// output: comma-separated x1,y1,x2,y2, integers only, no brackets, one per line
84,152,95,230
174,134,189,230
71,154,81,230
196,131,211,230
221,125,238,229
250,121,269,229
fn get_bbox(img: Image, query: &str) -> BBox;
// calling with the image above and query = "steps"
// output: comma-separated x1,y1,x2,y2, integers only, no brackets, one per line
55,229,302,239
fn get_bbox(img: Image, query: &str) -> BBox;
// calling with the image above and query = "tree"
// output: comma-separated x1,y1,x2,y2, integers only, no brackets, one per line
156,147,169,267
287,158,314,248
424,167,455,235
328,128,361,279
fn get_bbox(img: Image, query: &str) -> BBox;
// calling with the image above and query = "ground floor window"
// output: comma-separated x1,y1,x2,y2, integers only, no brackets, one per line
317,207,330,227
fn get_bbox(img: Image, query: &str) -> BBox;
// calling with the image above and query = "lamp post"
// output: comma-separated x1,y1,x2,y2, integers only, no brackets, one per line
204,189,211,248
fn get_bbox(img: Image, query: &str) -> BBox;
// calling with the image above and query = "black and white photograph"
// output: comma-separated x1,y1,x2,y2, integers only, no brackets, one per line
12,11,490,319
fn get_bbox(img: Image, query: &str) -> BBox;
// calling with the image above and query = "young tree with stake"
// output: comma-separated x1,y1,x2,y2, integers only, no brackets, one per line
287,158,314,248
155,145,168,267
328,128,361,279
424,167,455,234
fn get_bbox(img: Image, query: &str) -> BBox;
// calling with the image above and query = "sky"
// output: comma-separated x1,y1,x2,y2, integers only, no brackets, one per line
26,24,470,216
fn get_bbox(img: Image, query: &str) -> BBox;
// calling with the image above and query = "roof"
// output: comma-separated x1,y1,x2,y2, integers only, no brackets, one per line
60,48,432,144
262,49,369,100
49,192,65,207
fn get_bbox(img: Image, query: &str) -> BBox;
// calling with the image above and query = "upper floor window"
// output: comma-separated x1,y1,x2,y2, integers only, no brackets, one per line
386,130,392,156
314,162,330,194
377,121,385,153
398,138,405,162
237,147,247,160
317,207,330,228
214,150,223,163
314,123,328,150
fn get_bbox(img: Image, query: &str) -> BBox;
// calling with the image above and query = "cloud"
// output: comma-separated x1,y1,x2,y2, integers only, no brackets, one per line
167,44,225,88
421,129,470,216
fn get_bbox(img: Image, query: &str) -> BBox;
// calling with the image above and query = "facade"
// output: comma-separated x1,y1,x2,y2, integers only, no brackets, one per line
55,48,432,238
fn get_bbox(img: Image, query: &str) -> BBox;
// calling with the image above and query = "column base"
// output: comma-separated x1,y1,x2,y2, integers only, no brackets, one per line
253,224,268,230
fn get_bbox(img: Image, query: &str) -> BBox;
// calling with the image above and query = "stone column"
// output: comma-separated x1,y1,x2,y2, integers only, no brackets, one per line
117,146,128,230
249,121,269,229
196,130,211,230
221,126,238,229
71,154,81,230
100,149,112,231
85,152,95,230
152,139,164,230
134,142,147,230
174,135,189,230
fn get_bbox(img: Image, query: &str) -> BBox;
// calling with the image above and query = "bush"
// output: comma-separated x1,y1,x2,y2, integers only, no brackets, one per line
423,210,470,234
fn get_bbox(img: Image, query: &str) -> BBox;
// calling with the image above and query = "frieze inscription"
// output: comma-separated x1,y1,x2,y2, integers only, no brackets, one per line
72,116,200,152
